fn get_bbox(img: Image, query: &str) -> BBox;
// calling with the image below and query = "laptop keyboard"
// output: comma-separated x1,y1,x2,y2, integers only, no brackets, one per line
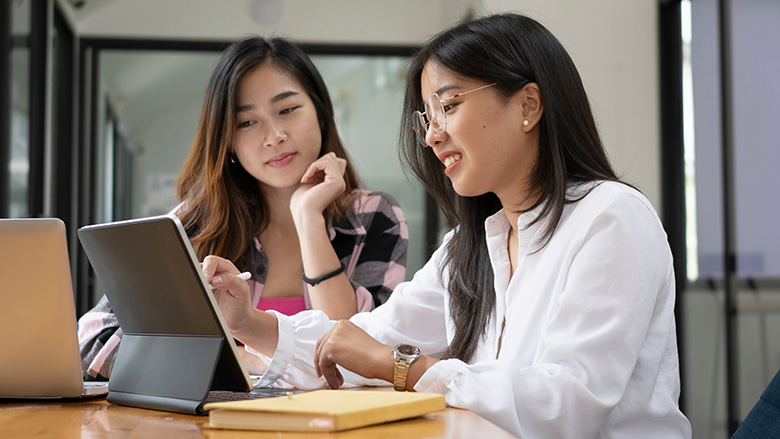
205,388,306,403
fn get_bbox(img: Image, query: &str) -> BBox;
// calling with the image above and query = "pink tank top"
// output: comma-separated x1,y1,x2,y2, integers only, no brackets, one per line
256,296,307,316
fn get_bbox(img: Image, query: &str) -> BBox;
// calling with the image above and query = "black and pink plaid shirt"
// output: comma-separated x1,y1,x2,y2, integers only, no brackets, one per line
77,189,408,380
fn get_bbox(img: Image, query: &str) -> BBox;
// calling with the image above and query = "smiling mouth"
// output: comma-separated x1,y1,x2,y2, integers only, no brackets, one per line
443,153,462,168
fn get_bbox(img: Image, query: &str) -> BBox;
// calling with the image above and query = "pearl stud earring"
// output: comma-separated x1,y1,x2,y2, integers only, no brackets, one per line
523,120,529,126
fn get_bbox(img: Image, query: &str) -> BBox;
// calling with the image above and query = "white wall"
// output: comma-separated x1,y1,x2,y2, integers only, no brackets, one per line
67,0,476,44
479,0,661,211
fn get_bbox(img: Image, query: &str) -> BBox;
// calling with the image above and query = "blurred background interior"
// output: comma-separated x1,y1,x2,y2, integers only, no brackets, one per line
2,1,779,437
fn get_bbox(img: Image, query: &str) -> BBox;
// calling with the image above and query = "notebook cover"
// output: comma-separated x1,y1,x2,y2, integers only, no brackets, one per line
204,389,446,432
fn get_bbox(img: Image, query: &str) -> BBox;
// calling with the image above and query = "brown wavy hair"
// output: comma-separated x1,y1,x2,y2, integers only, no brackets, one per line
400,14,620,362
176,37,361,270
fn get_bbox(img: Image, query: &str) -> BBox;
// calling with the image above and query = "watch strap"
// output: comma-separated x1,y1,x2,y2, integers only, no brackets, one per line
393,357,413,391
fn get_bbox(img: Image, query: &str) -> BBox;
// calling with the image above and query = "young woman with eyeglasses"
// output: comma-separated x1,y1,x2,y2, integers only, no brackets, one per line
77,37,408,380
202,14,691,438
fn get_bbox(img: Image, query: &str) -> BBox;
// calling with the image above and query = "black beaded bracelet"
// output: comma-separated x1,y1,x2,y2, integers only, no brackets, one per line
302,263,345,286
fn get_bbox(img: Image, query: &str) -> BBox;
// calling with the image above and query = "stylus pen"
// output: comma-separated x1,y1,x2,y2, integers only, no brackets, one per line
210,271,251,289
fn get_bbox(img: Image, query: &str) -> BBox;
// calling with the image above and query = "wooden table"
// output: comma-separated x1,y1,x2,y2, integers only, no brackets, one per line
0,396,517,438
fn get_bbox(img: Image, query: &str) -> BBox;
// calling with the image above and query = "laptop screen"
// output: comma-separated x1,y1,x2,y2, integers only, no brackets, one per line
0,218,86,398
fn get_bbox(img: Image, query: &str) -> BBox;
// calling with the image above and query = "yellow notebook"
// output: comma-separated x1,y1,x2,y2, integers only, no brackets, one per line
203,389,446,432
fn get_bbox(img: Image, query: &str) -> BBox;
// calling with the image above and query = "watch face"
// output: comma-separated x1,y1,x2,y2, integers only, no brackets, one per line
396,344,420,357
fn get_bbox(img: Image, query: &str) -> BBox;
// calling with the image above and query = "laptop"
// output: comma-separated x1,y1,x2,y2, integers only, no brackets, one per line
0,218,108,399
77,214,301,415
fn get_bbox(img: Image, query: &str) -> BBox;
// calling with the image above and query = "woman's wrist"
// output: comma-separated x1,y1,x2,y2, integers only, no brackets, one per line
292,209,327,236
232,309,278,356
302,263,345,286
374,345,396,383
228,307,257,343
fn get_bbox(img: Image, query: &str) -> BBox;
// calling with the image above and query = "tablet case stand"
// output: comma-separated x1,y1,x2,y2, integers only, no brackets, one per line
78,215,253,415
109,334,245,414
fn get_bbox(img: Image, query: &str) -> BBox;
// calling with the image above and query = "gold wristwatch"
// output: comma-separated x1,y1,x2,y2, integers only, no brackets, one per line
393,344,421,391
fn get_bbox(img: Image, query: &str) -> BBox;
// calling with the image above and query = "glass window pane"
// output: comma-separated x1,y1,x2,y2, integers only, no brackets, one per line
311,55,427,277
731,1,780,279
9,0,30,217
98,50,217,224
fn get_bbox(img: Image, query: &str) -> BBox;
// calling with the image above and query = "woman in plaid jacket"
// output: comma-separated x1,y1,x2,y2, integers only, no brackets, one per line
78,37,408,380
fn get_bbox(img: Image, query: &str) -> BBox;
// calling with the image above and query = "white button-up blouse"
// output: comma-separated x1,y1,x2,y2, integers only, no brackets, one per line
249,181,692,438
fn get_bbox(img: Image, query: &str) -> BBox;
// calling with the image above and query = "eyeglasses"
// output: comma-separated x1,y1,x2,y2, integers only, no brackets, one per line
412,83,496,147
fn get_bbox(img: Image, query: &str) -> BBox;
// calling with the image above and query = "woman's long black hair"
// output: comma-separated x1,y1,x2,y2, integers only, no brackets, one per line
400,14,620,362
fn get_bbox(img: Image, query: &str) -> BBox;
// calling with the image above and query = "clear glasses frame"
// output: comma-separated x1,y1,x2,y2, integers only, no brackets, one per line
412,82,496,147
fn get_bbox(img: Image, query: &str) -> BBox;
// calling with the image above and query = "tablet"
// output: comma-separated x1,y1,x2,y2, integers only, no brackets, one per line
78,214,254,414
